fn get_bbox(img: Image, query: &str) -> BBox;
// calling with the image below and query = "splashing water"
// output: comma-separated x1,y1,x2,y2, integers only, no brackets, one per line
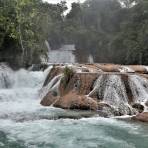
89,75,128,107
0,64,13,89
129,75,148,103
144,66,148,73
40,74,63,98
118,66,135,73
0,64,148,148
88,55,94,64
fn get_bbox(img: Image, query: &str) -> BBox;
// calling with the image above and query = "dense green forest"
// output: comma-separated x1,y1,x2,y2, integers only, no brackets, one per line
0,0,148,67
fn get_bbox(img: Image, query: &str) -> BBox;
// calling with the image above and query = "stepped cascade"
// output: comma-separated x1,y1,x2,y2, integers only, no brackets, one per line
0,63,148,147
41,64,148,117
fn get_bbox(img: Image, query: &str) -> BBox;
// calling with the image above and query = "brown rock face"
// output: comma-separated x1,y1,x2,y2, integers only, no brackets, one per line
54,92,98,110
43,66,63,86
132,112,148,122
129,65,147,74
40,64,148,116
96,64,120,72
59,73,98,96
40,91,98,111
40,92,59,106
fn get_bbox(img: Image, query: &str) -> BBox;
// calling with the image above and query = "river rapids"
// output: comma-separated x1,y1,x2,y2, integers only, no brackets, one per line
0,64,148,148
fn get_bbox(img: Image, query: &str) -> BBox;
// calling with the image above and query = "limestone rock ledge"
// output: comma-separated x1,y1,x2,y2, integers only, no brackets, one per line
40,64,148,117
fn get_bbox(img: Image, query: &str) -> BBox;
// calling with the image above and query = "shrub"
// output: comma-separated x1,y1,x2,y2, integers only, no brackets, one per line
62,66,75,87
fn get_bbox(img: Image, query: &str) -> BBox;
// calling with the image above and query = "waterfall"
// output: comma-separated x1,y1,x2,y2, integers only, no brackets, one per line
48,45,76,63
129,75,148,103
144,66,148,72
89,75,128,106
0,64,46,121
103,75,128,106
88,55,94,64
0,64,148,147
0,64,13,89
40,74,63,98
88,74,133,115
45,40,51,51
48,50,76,63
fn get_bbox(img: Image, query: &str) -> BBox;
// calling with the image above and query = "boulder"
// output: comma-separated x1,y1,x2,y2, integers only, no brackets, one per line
132,103,144,113
96,64,120,72
59,73,98,96
43,66,63,86
40,91,98,111
132,112,148,122
54,92,98,111
129,65,147,74
40,92,59,106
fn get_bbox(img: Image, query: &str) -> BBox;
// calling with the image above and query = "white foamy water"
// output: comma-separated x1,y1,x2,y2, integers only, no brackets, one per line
129,75,148,103
0,64,13,89
118,66,135,73
103,75,128,106
88,75,128,107
0,67,47,121
144,66,148,73
88,55,94,64
0,117,148,148
40,74,63,99
0,65,148,148
48,50,76,63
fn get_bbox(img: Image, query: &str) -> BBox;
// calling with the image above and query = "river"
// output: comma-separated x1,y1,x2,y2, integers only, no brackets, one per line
0,65,148,148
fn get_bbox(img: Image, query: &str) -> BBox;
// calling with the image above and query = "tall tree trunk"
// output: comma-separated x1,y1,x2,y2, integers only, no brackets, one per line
19,24,25,65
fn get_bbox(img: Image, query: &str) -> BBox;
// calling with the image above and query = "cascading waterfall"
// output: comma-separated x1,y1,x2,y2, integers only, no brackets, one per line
40,74,63,99
0,65,46,121
0,64,148,147
48,50,76,63
88,55,94,64
103,75,128,106
88,75,129,111
88,74,148,115
129,75,148,104
0,64,13,89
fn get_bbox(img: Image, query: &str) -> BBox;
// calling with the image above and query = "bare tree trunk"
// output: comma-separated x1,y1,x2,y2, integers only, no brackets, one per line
16,0,25,66
19,24,25,64
139,52,142,65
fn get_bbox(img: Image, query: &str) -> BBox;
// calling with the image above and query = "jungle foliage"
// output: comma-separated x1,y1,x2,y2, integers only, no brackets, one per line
0,0,148,67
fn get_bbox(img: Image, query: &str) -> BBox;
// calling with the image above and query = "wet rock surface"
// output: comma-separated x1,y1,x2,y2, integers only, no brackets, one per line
132,112,148,122
132,103,144,113
40,64,148,117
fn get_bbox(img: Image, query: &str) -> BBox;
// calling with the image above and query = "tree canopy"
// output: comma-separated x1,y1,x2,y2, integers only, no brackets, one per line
0,0,148,67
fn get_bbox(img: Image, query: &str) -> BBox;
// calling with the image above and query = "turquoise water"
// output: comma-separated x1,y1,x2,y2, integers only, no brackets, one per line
0,116,148,148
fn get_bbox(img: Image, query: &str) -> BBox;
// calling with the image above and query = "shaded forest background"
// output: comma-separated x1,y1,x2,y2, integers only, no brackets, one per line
0,0,148,68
